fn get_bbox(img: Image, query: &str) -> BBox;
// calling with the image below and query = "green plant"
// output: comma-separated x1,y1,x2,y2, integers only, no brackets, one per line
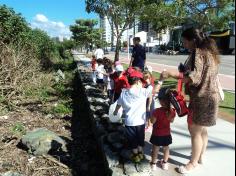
11,122,26,136
52,102,72,115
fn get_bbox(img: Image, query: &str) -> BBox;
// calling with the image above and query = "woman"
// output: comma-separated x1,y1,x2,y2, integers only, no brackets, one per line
161,27,220,173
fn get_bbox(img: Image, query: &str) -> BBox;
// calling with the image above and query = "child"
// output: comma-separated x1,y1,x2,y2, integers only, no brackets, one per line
149,87,176,171
143,71,155,132
91,55,97,84
103,57,115,102
113,70,153,163
110,65,130,102
96,58,106,92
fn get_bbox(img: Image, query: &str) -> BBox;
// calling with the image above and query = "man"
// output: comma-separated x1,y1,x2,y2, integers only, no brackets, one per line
94,45,104,60
129,37,146,71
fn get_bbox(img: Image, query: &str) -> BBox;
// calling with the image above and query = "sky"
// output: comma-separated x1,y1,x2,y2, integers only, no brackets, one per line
0,0,98,39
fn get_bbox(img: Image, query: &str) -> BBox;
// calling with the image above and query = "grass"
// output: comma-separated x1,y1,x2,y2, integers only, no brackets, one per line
123,63,235,117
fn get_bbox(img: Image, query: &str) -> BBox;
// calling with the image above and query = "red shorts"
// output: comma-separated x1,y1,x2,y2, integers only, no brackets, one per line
187,110,193,126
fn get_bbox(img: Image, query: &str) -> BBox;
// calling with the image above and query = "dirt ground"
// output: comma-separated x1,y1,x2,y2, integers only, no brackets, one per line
0,104,72,176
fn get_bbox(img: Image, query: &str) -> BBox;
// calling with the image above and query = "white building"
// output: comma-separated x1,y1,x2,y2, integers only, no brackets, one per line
100,16,113,45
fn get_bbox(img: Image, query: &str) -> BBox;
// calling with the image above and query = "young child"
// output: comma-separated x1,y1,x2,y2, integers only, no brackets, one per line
103,57,115,102
91,55,97,84
143,71,155,132
113,70,153,163
110,64,130,102
95,58,106,92
149,87,176,171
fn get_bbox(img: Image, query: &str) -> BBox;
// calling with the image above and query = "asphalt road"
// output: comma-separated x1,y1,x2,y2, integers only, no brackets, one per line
117,52,235,76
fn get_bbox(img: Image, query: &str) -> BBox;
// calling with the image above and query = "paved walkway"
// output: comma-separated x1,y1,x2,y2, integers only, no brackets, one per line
144,102,235,176
105,54,235,91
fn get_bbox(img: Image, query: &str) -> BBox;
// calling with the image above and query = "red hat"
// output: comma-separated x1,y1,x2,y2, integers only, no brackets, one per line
129,70,143,79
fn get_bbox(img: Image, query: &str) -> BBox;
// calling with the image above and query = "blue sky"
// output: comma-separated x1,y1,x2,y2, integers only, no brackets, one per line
0,0,98,39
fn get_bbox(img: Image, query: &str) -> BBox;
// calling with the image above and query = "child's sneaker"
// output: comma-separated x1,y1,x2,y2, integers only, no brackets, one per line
130,154,141,163
138,152,145,161
160,160,169,170
150,162,157,171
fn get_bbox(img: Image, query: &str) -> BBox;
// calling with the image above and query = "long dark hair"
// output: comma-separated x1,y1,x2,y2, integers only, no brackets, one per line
181,27,220,64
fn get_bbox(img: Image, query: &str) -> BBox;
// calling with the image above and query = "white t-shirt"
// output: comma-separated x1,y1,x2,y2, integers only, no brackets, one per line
94,48,104,59
96,65,105,79
117,86,153,126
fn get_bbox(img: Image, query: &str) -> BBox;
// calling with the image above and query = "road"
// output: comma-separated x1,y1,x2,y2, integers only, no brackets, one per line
105,52,235,91
117,52,235,76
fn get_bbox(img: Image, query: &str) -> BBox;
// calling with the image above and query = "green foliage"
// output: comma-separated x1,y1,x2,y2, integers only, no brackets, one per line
0,5,29,44
11,122,26,136
142,0,235,32
70,19,102,49
52,102,72,115
85,0,146,60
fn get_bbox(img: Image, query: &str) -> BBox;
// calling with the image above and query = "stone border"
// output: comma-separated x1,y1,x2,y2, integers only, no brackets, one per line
74,56,153,176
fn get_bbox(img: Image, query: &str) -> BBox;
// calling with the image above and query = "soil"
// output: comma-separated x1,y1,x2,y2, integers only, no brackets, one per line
0,74,109,176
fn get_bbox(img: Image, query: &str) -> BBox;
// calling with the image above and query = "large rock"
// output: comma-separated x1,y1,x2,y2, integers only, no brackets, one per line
21,128,65,156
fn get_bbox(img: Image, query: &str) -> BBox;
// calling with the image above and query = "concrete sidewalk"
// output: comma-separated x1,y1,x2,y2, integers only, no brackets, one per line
105,54,235,91
144,102,235,176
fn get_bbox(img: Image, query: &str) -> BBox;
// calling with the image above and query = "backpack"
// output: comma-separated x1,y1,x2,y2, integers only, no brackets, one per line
169,73,189,117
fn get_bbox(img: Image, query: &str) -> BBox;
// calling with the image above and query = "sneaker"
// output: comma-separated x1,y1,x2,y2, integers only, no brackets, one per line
131,154,141,163
138,153,144,161
150,162,157,171
160,160,169,170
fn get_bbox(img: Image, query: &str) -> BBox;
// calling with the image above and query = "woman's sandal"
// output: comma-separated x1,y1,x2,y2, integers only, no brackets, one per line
178,162,198,174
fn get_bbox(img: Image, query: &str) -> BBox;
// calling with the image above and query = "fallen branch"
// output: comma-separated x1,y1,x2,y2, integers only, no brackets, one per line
42,155,69,169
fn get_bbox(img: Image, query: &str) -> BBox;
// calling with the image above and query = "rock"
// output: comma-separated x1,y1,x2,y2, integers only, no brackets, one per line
112,143,123,150
120,149,132,160
0,171,23,176
107,132,125,144
110,167,125,176
103,145,119,168
21,128,66,156
123,161,137,175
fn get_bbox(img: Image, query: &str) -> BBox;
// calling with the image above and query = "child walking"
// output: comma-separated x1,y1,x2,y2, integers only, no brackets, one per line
113,70,153,163
149,87,176,171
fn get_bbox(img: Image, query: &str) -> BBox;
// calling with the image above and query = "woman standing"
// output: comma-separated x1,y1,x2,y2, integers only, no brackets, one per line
161,27,220,173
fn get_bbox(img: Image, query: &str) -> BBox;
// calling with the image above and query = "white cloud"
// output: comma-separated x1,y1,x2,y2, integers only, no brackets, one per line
34,14,48,23
31,14,71,40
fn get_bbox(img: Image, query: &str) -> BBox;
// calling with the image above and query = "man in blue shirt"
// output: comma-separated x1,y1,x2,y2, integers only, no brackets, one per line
129,37,146,71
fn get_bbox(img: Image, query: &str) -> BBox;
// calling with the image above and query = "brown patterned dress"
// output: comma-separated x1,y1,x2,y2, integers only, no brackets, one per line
184,49,220,126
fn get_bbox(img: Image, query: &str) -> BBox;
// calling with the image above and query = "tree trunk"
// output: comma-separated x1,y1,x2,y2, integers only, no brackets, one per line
114,35,121,61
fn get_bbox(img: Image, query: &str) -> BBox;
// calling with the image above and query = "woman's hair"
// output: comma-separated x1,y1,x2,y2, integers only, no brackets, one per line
143,71,152,80
181,27,220,64
92,55,96,59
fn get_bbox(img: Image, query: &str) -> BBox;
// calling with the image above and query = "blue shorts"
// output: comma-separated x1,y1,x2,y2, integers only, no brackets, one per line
125,124,145,149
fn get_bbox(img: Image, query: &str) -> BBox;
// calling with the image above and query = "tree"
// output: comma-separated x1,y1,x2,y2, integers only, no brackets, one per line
141,0,235,32
86,0,146,61
70,19,102,53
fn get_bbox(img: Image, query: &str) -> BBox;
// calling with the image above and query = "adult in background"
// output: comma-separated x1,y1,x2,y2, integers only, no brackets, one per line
94,45,104,60
161,27,220,174
129,37,146,71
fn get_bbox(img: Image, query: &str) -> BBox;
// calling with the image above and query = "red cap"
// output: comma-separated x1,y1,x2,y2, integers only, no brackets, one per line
129,70,143,79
